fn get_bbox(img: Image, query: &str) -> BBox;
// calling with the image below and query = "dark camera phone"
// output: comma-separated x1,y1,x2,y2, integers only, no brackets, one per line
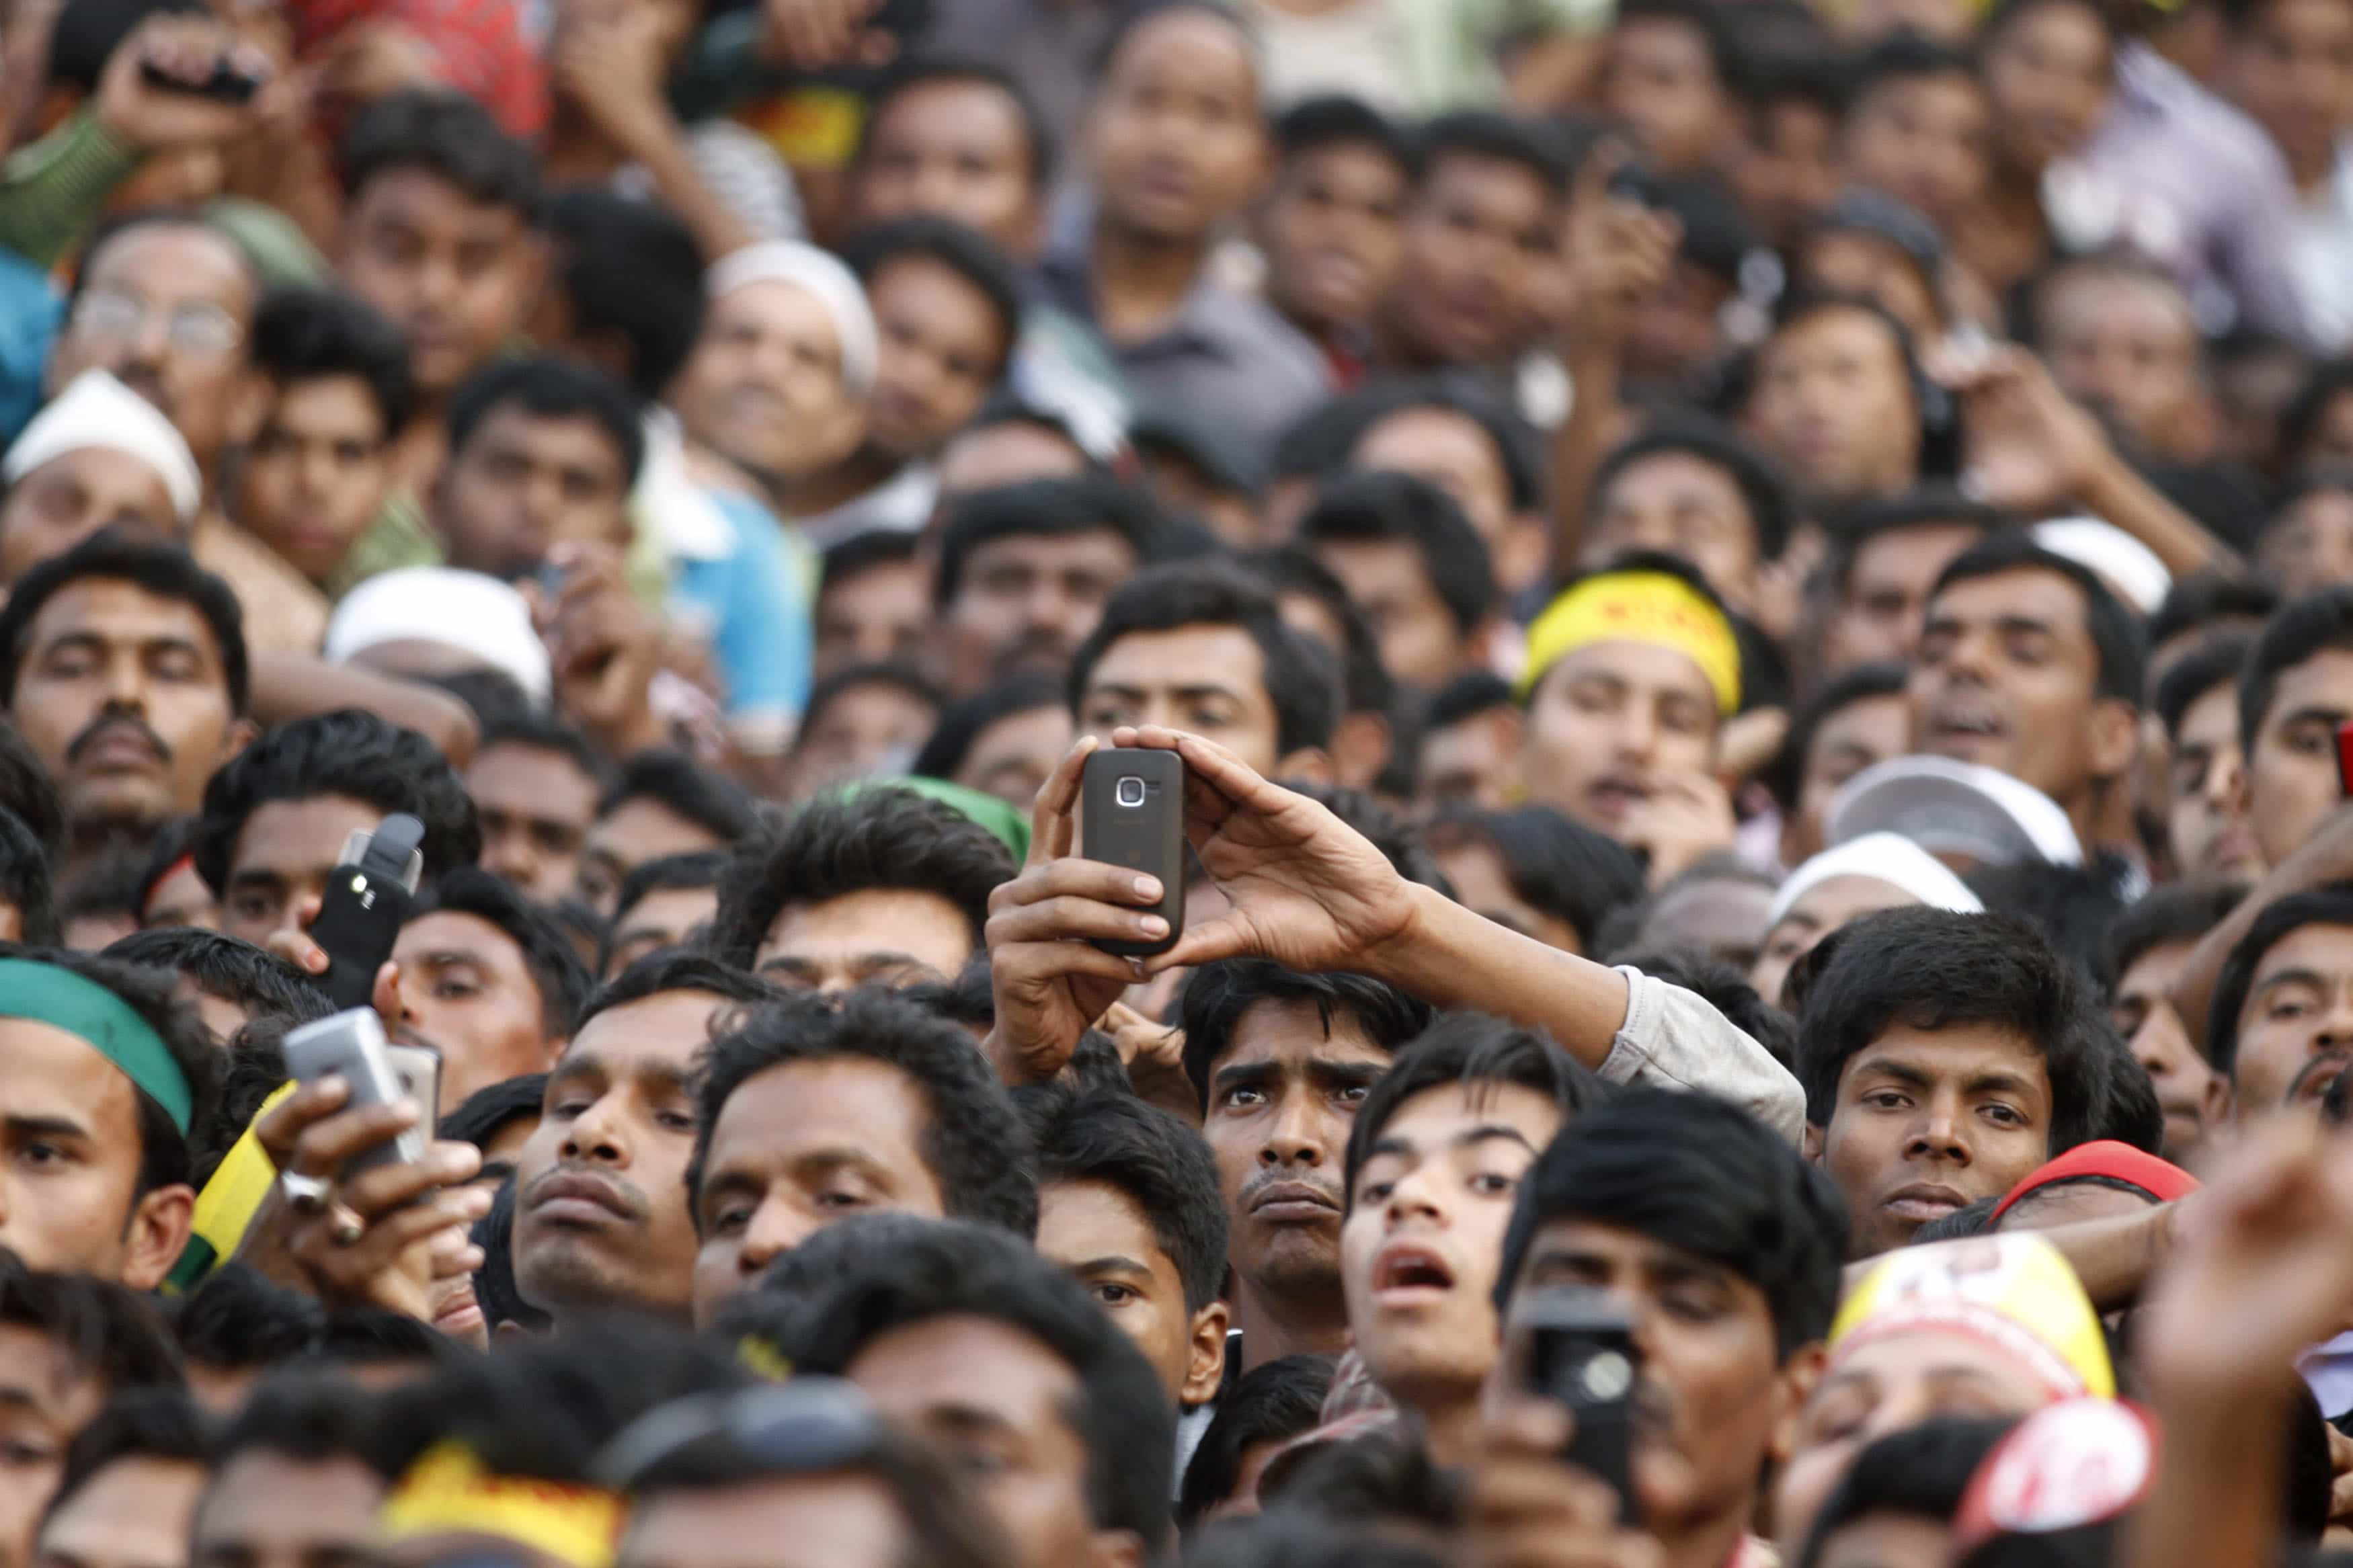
308,815,426,1011
138,56,264,104
1080,749,1185,958
1606,156,1664,208
1519,1287,1642,1522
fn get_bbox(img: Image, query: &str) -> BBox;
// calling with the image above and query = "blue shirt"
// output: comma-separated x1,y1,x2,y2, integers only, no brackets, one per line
670,488,813,753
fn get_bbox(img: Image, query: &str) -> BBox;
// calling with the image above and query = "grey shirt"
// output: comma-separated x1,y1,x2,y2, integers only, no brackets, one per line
1603,966,1808,1145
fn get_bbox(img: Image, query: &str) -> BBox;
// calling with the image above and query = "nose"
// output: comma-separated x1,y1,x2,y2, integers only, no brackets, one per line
1903,1096,1969,1165
2204,749,2247,816
1261,1094,1327,1168
737,1198,820,1276
484,827,539,894
561,1096,629,1165
1383,1165,1445,1225
1609,704,1661,766
1020,581,1075,640
2313,989,2353,1054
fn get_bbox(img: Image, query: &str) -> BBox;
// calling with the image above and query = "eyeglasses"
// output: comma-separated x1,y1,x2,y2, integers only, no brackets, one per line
69,290,244,358
592,1377,889,1490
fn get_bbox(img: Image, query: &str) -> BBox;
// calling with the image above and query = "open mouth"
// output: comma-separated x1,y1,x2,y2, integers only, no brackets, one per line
1373,1239,1457,1303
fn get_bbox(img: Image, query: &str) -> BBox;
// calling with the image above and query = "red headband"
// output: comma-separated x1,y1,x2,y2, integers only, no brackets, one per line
1990,1140,2198,1224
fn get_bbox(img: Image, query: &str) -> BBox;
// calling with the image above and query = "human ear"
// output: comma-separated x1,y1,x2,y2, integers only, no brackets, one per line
1181,1300,1232,1407
122,1182,196,1292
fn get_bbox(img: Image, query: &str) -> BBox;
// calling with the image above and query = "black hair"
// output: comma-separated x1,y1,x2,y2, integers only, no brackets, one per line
1273,392,1384,485
573,948,779,1036
1823,487,2010,593
2282,359,2353,470
1615,0,1739,86
336,88,542,218
1017,1082,1227,1310
0,807,58,946
797,661,943,741
40,1389,209,1528
1497,1087,1849,1354
206,1368,381,1471
1176,1354,1336,1528
1796,1417,2018,1568
604,850,729,964
1239,546,1394,720
1179,960,1431,1112
2152,630,2252,742
1342,1013,1603,1200
933,477,1168,609
1069,560,1343,758
479,707,612,795
0,532,248,713
1964,860,2126,990
598,749,760,843
167,1262,323,1372
1850,28,1978,106
101,928,329,1027
1761,661,1910,811
1909,1194,2001,1243
1348,378,1547,513
313,1305,448,1370
2209,885,2353,1080
841,216,1025,376
1932,532,2148,704
545,188,706,401
1282,781,1451,893
417,667,539,733
820,529,921,600
407,866,592,1039
2148,572,2281,654
856,54,1058,188
2104,880,2246,992
1273,94,1416,175
193,708,481,895
770,1218,1174,1555
704,787,1011,971
1414,111,1570,195
198,1016,294,1186
445,356,645,489
1262,1428,1464,1532
56,834,148,940
470,1179,549,1337
1738,34,1853,116
1423,807,1646,954
688,990,1038,1237
248,288,417,454
1182,1514,1443,1568
1978,0,2115,52
440,1072,549,1161
47,0,204,93
0,943,219,1202
2241,586,2353,755
0,724,66,861
1793,909,2114,1154
1297,470,1500,636
910,671,1065,784
0,1252,183,1393
1425,669,1515,731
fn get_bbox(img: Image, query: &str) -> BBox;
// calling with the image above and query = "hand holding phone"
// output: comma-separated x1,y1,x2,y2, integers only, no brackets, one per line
1513,1286,1642,1522
308,815,426,1011
1080,750,1185,956
280,1009,433,1181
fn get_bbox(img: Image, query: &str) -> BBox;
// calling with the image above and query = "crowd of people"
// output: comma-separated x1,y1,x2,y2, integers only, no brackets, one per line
9,0,2353,1563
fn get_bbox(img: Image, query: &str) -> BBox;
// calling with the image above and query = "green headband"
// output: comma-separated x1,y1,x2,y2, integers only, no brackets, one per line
0,958,192,1133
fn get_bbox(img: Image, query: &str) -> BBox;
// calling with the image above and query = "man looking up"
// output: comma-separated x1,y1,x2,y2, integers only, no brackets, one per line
1297,472,1500,691
1911,531,2147,855
0,534,249,862
0,372,202,586
2239,587,2353,871
464,710,607,904
1742,294,1923,511
2205,886,2353,1123
1814,487,2005,675
1252,96,1415,384
431,357,643,582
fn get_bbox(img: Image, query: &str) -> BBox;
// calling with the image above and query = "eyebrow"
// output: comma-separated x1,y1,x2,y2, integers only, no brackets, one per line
1848,1055,1936,1091
1310,1059,1386,1092
5,1114,91,1144
409,949,489,969
1455,1123,1540,1153
1072,1253,1156,1280
2253,966,2333,1000
2278,704,2352,734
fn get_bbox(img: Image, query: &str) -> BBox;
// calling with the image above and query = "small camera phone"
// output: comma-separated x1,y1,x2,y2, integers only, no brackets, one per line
1080,750,1185,958
1515,1287,1642,1522
282,1009,432,1179
138,54,265,104
308,815,426,1012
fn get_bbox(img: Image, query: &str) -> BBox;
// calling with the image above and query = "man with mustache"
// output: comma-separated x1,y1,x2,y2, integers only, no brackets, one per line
2206,886,2353,1125
0,534,251,862
511,952,777,1330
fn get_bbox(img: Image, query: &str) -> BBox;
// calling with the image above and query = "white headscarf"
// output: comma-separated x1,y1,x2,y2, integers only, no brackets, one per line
4,370,202,521
1767,832,1986,926
325,567,551,702
706,241,879,396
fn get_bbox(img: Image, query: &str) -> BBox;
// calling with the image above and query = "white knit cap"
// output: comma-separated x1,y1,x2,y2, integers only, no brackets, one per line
1827,754,2084,868
705,241,878,396
1767,831,1987,926
3,370,202,522
2033,516,2171,615
324,567,551,702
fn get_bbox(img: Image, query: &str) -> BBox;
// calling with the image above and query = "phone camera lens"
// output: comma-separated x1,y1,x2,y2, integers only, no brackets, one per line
1115,776,1146,808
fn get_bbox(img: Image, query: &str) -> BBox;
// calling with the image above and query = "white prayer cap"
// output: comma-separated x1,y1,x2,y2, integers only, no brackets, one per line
325,567,550,702
2033,517,2171,615
1767,832,1986,927
705,241,878,396
1827,754,2084,868
3,370,202,522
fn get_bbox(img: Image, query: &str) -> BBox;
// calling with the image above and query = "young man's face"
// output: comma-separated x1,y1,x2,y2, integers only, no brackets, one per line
1086,9,1264,245
0,1326,105,1568
817,556,928,680
1076,622,1291,778
0,1020,186,1288
1603,16,1731,175
1340,1082,1562,1421
432,404,631,580
1432,837,1583,955
339,171,541,400
36,1454,207,1568
2229,920,2353,1116
1821,522,1987,673
1507,1216,1799,1545
1582,452,1762,614
787,681,941,799
1744,307,1918,505
953,704,1074,809
236,374,394,587
2259,484,2353,598
2038,270,2206,463
1735,97,1843,249
1796,231,1941,343
620,1474,921,1568
852,79,1043,259
578,797,727,916
1782,691,1911,868
513,989,719,1325
1980,1,2114,173
2168,679,2264,884
690,1057,948,1322
939,530,1139,692
754,889,973,993
392,909,557,1110
1839,72,1991,228
1352,407,1519,563
2245,647,2353,867
2110,938,2223,1163
1910,566,2118,815
602,883,720,979
1256,138,1408,337
219,794,383,948
1307,536,1468,692
1519,641,1718,837
1417,704,1521,812
2228,0,2353,180
935,421,1089,501
0,454,179,587
1037,1177,1225,1407
671,283,865,485
1388,153,1560,370
6,579,240,833
865,255,1008,462
192,1450,385,1568
1201,999,1390,1315
1819,1021,2057,1257
467,741,602,903
50,225,259,481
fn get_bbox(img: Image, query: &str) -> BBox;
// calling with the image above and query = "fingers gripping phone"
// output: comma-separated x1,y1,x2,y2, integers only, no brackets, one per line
1081,751,1185,958
309,815,426,1011
1516,1287,1643,1523
281,1010,440,1180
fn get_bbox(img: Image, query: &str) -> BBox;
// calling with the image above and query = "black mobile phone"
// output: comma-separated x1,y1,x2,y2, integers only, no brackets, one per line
308,815,426,1011
1518,1287,1642,1521
138,56,265,104
1080,749,1185,958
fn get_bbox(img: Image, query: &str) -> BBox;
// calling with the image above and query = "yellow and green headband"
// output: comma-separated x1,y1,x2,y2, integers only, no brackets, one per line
0,958,191,1133
379,1444,626,1568
1519,571,1742,716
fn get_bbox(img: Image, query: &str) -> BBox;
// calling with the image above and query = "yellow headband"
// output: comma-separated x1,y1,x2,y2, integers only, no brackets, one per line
1829,1233,2114,1399
379,1444,626,1568
1518,571,1742,714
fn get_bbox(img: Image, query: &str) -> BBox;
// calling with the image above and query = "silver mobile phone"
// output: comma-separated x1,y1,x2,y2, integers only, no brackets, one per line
282,1009,432,1178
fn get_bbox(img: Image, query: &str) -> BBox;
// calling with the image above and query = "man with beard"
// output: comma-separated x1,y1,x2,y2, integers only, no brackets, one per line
511,953,776,1330
0,534,250,866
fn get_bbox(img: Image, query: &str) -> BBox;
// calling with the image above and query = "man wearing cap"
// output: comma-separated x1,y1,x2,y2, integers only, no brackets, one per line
325,568,553,704
0,370,202,585
0,944,217,1288
1751,833,1984,1009
1987,1141,2199,1233
1515,552,1745,887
